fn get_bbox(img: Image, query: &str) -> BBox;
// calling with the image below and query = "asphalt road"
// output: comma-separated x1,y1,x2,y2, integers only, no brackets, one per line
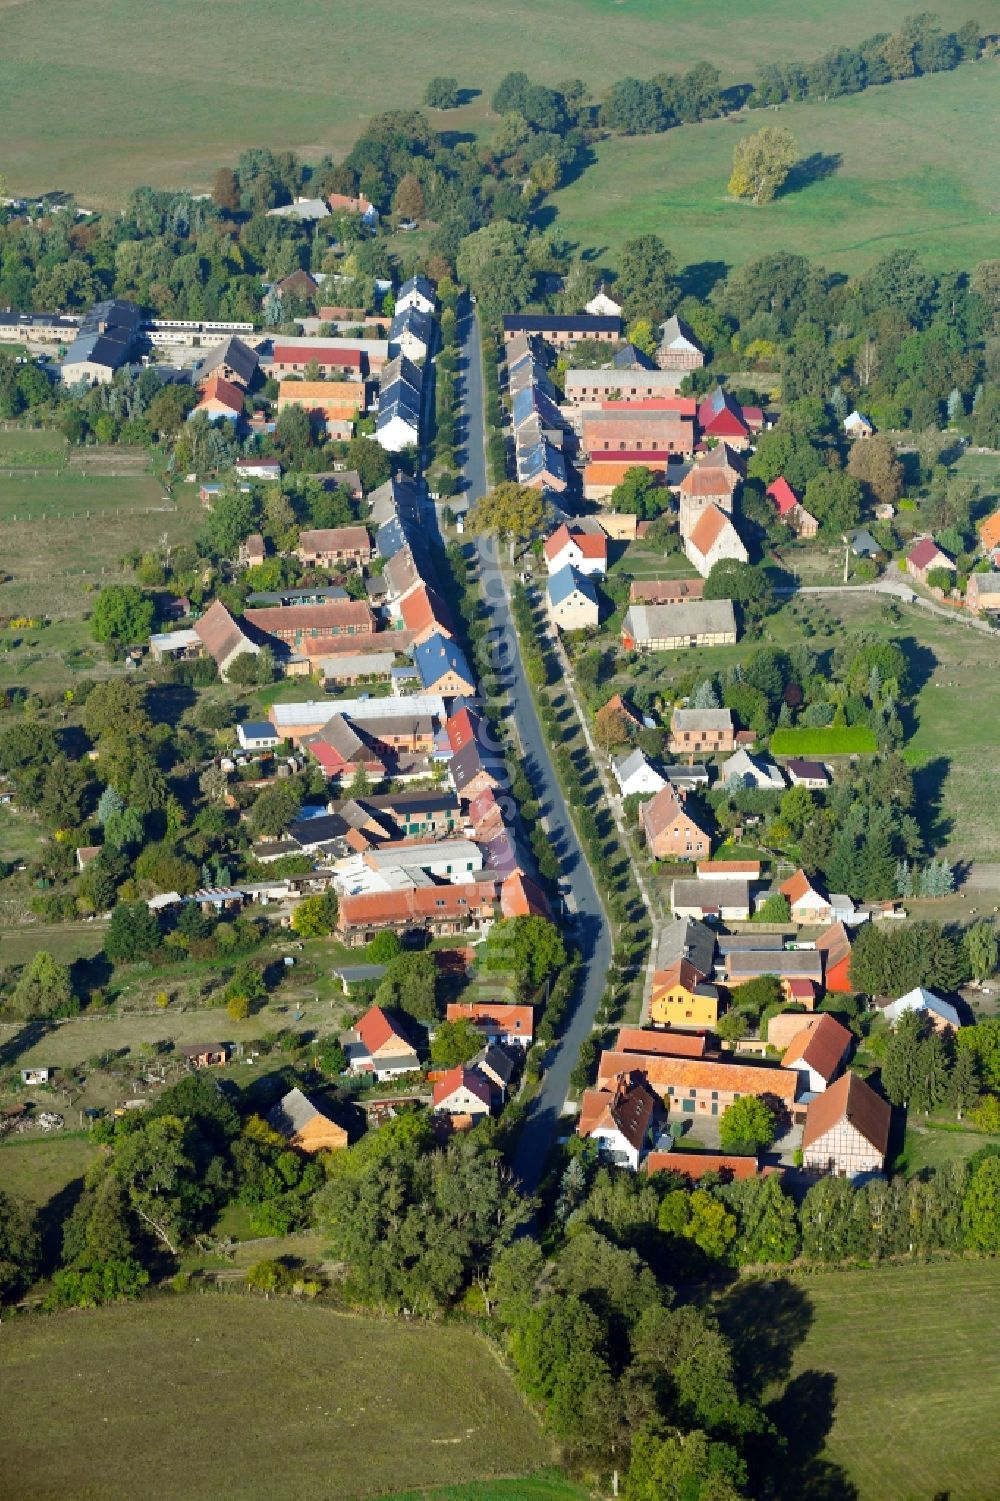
451,301,612,1196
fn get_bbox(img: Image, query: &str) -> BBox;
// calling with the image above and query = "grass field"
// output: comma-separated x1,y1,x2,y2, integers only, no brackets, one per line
549,62,1000,275
765,1262,1000,1500
0,1298,555,1501
899,1121,997,1174
0,0,984,207
386,1482,588,1501
770,726,878,756
0,1132,100,1205
0,428,69,468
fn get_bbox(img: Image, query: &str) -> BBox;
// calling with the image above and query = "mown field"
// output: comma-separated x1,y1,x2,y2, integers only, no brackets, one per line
549,62,1000,275
765,1262,1000,1501
0,0,984,206
386,1482,588,1501
0,1298,556,1501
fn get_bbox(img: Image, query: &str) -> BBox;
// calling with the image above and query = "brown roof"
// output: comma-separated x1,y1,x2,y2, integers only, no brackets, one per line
643,785,707,840
687,504,732,557
500,870,551,919
298,526,371,555
781,1013,852,1083
198,374,244,412
629,578,705,604
614,1027,708,1058
696,860,761,876
578,1076,658,1152
815,921,852,966
244,600,374,635
780,868,817,904
273,343,364,368
194,599,252,667
340,880,497,929
433,1065,493,1109
355,1004,410,1057
679,465,737,497
645,1150,760,1181
400,584,454,638
700,442,746,477
801,1071,890,1154
446,1002,534,1038
598,1050,798,1105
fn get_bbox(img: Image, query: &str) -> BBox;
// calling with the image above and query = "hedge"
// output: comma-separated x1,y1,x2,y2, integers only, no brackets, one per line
770,726,878,756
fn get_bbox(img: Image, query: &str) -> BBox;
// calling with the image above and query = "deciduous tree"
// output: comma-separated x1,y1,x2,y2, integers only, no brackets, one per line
728,127,797,205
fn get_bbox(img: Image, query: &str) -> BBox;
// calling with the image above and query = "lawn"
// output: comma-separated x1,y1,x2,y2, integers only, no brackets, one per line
0,1132,100,1205
899,1121,997,1174
385,1481,588,1501
0,1297,556,1501
0,427,68,468
0,0,982,207
753,1262,1000,1500
770,726,878,756
549,62,1000,275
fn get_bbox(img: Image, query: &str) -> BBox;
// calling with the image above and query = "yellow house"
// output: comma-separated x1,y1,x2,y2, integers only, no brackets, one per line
649,959,720,1029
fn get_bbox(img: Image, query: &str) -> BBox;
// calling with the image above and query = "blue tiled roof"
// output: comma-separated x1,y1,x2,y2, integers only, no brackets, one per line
547,564,597,608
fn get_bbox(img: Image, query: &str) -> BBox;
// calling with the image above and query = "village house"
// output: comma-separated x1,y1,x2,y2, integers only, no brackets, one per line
543,523,608,576
193,599,259,679
585,287,623,317
193,374,245,423
880,987,960,1032
668,707,735,756
180,1043,230,1069
645,1151,763,1182
683,505,749,578
376,356,423,452
622,600,738,653
194,335,259,389
267,1087,348,1153
629,578,705,605
906,537,956,586
641,784,712,861
720,748,785,792
612,748,667,799
546,565,601,632
594,692,644,742
696,859,761,881
583,453,668,501
240,533,266,569
598,1051,799,1123
346,1005,421,1080
327,191,379,226
502,313,621,346
765,475,818,537
302,714,386,781
581,409,695,459
448,738,505,801
243,600,374,647
614,1027,709,1059
843,410,874,439
697,387,762,446
337,880,497,945
296,526,372,569
414,634,476,697
563,368,685,406
816,922,854,993
399,584,456,647
966,571,1000,614
671,877,752,923
577,1075,660,1171
647,917,718,1029
396,275,436,317
500,870,551,920
271,342,367,379
60,298,142,385
785,758,831,789
978,508,1000,554
781,1014,853,1094
433,1065,494,1120
473,1044,517,1098
237,720,281,752
656,314,705,372
780,869,834,924
445,1002,534,1049
389,303,433,362
277,380,366,431
724,948,824,989
801,1071,890,1180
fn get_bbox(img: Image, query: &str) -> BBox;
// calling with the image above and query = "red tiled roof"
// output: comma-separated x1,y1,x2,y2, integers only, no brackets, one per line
433,1065,493,1109
696,860,761,877
400,583,454,638
356,1004,407,1056
446,1002,534,1039
614,1027,708,1058
272,343,364,368
780,869,817,904
782,1013,852,1083
446,707,480,753
907,537,950,570
340,880,497,929
766,476,799,516
688,504,732,557
578,1076,658,1151
598,1050,798,1104
645,1150,761,1181
801,1070,890,1154
198,374,244,412
543,523,607,563
500,870,551,919
193,599,251,666
680,466,737,497
816,922,852,967
600,397,698,415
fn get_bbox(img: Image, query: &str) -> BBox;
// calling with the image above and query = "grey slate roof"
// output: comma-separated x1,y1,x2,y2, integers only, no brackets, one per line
655,915,716,976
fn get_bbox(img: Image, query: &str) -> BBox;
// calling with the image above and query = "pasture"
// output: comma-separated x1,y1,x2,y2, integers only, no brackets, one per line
0,0,984,208
754,1262,1000,1500
0,1297,556,1501
549,63,1000,275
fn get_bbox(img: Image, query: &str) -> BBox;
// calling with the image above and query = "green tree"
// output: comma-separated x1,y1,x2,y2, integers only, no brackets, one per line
616,234,678,323
963,1156,1000,1253
467,482,546,543
624,1425,746,1501
366,930,403,963
104,901,161,963
245,1258,294,1296
725,1173,800,1264
728,126,797,204
881,1009,924,1107
482,915,567,988
803,469,863,534
950,1046,981,1120
683,1189,737,1261
424,76,461,109
375,950,439,1021
290,890,338,937
719,1095,776,1154
611,466,666,520
10,950,74,1020
0,1189,40,1302
430,1018,483,1068
112,1114,199,1257
965,922,998,985
249,779,304,837
456,222,535,322
91,584,155,648
755,893,790,923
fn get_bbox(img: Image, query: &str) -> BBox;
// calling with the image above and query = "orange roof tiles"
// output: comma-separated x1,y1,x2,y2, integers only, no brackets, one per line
687,503,732,557
645,1151,761,1181
446,1002,534,1039
356,1004,408,1056
598,1050,799,1104
340,880,497,929
198,374,245,412
801,1071,890,1154
614,1027,708,1058
979,509,1000,552
781,1013,852,1083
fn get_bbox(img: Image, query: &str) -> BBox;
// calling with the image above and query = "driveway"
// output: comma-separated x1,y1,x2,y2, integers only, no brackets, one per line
451,301,612,1195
